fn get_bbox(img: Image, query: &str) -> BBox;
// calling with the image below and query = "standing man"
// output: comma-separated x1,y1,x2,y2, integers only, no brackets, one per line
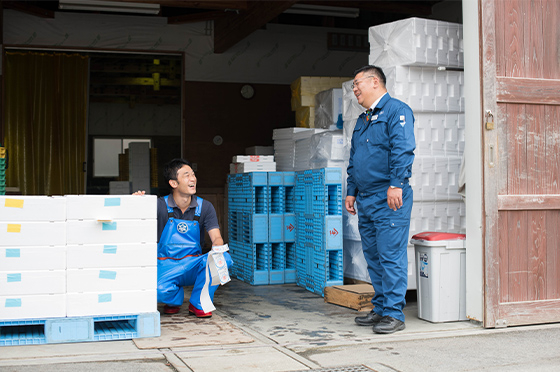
135,158,232,317
345,65,415,334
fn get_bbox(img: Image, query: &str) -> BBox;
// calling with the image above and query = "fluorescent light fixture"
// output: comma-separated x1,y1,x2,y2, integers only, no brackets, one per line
284,4,359,18
59,0,160,15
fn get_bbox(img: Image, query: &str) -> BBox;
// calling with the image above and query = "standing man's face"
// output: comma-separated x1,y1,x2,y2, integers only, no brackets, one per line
352,72,375,108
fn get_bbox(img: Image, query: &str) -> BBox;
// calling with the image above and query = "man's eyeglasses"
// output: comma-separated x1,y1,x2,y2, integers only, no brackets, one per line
351,75,375,89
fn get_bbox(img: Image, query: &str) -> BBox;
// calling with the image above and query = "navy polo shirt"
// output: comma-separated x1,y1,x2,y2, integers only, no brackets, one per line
156,194,220,246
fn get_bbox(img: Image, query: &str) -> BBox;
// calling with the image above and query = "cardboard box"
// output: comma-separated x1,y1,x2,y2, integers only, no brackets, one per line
0,270,66,296
66,290,157,317
0,196,66,222
0,294,66,320
0,246,66,271
66,195,157,221
66,219,157,244
66,243,156,269
0,222,67,247
67,267,157,292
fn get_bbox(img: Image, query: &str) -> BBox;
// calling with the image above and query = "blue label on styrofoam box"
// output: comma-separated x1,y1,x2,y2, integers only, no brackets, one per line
99,270,117,280
7,273,21,282
102,222,117,231
98,293,112,303
103,245,117,254
6,249,20,258
104,197,121,207
5,298,22,307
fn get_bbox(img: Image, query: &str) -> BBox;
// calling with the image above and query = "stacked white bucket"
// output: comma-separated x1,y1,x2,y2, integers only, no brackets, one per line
0,195,157,320
342,18,465,290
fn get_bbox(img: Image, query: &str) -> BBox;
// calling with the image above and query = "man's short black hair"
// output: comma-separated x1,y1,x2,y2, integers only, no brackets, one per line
354,65,386,87
163,158,192,183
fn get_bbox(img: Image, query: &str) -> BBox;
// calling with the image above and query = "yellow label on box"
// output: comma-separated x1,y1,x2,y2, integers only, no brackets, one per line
7,224,21,233
5,199,24,208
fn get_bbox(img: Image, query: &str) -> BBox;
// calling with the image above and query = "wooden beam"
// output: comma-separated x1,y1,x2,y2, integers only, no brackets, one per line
498,195,560,210
118,0,248,10
168,10,226,24
2,1,54,18
497,77,560,105
214,1,297,54
299,0,437,16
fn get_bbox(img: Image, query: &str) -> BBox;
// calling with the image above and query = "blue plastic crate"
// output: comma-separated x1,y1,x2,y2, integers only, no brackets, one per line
0,312,160,346
269,242,285,284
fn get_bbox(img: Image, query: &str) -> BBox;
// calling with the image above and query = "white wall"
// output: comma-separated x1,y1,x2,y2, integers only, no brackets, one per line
3,10,368,84
462,0,484,323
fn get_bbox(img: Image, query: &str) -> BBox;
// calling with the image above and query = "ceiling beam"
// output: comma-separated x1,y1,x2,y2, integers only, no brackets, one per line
168,10,227,24
299,0,437,16
117,0,249,11
213,0,297,54
2,1,55,18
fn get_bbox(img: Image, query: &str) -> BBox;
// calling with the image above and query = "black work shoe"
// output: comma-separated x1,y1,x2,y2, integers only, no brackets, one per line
372,316,405,334
355,310,383,326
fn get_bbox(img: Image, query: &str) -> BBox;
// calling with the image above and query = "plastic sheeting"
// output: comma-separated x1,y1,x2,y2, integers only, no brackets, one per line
314,89,344,129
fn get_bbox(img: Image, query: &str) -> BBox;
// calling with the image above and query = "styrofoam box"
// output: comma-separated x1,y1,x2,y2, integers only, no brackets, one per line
0,222,66,247
230,162,276,174
409,200,466,238
342,80,365,121
67,219,157,245
0,270,66,296
0,246,66,271
414,113,465,157
384,66,464,113
0,294,66,320
272,127,308,140
67,243,156,269
410,155,462,202
368,17,463,68
232,155,274,163
0,196,66,221
314,88,343,129
310,131,345,161
66,290,157,317
66,195,157,221
67,267,157,293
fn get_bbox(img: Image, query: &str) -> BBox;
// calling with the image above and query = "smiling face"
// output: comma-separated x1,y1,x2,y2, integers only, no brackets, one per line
169,164,197,197
352,71,376,108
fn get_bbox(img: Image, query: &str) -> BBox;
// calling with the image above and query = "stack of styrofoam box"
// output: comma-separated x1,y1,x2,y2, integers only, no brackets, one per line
309,130,346,170
339,17,465,290
128,142,151,194
291,77,351,128
293,128,327,171
314,88,344,130
0,146,6,195
273,127,308,171
0,196,68,320
65,195,157,317
230,155,276,174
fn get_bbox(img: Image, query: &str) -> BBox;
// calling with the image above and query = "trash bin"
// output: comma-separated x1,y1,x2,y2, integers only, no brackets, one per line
410,232,467,322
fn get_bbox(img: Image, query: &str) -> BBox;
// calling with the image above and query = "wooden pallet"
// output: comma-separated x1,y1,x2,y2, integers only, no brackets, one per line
324,284,375,312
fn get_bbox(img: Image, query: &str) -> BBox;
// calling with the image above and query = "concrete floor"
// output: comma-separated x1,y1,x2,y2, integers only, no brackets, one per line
2,279,560,372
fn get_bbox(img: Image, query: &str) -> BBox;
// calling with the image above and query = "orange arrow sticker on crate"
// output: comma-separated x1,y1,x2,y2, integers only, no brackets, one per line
7,224,21,233
5,199,24,208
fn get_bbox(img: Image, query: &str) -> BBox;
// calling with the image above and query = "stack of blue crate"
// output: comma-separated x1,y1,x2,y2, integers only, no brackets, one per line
294,167,344,296
227,168,343,293
227,172,269,285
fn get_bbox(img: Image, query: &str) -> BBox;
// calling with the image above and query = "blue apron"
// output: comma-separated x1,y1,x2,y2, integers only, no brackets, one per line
157,196,223,308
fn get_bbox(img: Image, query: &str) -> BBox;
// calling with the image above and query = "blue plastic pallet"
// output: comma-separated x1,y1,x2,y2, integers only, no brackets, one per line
0,312,160,346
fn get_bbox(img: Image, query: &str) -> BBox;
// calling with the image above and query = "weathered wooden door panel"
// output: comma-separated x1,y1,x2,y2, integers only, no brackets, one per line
482,0,560,327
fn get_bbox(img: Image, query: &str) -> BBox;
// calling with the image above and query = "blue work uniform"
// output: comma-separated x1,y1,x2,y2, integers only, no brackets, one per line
347,93,415,322
157,195,232,309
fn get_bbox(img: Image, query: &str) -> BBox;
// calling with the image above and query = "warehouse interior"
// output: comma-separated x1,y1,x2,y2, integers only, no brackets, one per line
0,0,482,350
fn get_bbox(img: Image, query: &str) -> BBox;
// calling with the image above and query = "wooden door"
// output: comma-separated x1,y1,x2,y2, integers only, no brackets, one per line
482,0,560,327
